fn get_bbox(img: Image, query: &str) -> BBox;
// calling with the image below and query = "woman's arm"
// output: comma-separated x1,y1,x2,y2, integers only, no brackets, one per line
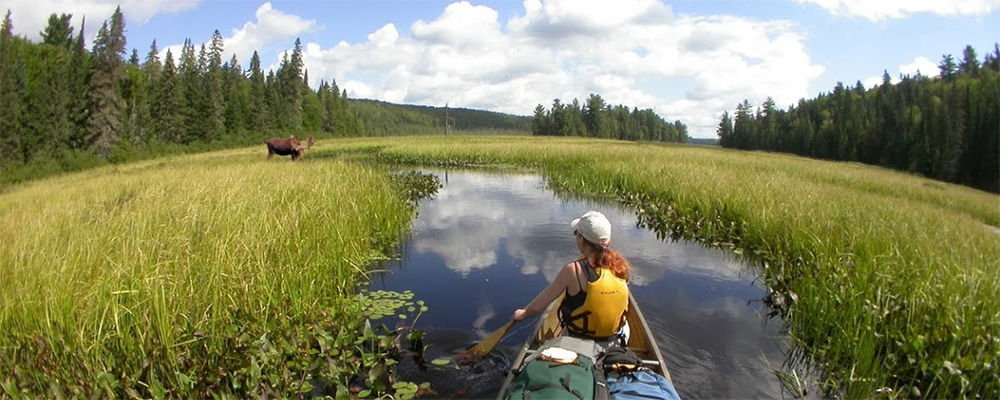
512,262,576,321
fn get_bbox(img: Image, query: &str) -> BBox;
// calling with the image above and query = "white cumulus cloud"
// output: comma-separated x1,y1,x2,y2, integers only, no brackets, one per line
792,0,1000,21
156,2,315,73
297,0,822,138
5,0,202,43
898,56,940,78
226,2,315,63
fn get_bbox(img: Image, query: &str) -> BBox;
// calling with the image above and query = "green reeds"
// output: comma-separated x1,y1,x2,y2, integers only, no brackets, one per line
0,148,414,397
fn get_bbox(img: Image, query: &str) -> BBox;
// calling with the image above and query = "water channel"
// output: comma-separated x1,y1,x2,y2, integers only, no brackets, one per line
370,169,794,399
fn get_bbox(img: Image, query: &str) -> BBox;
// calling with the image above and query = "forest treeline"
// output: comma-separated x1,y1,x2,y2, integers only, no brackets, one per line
0,8,363,185
531,94,689,143
717,44,1000,193
350,99,531,136
0,8,535,187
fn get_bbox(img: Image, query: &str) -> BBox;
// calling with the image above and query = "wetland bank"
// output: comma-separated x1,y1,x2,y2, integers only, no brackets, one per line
1,136,998,399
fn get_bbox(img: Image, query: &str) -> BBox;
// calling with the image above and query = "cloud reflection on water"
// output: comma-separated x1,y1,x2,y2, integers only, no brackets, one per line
410,170,749,287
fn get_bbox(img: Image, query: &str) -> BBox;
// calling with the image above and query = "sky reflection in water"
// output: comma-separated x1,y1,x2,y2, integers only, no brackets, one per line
371,170,792,399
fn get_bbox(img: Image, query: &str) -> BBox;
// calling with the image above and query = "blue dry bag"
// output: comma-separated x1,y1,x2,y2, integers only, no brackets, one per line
606,369,680,400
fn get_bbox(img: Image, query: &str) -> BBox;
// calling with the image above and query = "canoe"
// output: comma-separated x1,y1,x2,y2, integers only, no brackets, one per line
496,292,672,399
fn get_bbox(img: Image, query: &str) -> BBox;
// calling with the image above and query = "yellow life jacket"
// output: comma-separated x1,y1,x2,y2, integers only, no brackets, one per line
559,259,629,339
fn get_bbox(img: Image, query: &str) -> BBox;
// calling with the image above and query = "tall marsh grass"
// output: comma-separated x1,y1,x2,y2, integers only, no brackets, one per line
3,135,997,398
0,148,414,397
319,135,999,399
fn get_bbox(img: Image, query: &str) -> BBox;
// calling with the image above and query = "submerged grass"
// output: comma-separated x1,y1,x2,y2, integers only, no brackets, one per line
319,135,999,399
2,135,997,398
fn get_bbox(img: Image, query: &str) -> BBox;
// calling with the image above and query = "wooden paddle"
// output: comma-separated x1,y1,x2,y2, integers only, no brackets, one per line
456,319,516,364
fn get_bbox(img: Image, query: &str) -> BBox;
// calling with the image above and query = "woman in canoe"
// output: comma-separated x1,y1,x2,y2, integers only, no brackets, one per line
511,210,631,344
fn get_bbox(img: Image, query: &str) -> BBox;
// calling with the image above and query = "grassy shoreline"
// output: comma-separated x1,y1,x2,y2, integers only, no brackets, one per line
2,135,997,398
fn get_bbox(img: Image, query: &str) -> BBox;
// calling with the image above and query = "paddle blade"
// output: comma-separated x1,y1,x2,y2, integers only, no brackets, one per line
457,320,515,363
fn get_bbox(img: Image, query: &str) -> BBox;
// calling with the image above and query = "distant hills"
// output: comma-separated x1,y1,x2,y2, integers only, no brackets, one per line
350,99,533,136
350,99,720,145
688,137,719,146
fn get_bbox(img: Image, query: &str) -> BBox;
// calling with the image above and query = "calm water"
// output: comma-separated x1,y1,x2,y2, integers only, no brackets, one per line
370,170,793,399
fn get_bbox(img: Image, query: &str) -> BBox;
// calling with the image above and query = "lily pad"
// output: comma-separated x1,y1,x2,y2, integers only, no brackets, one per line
430,358,451,366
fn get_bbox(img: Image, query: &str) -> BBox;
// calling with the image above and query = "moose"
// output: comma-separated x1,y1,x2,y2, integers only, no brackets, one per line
266,136,314,161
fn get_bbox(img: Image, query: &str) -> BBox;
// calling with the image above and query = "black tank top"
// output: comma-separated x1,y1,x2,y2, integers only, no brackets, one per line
558,259,598,320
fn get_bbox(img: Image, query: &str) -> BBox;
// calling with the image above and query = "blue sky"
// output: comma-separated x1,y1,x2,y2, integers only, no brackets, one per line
4,0,998,138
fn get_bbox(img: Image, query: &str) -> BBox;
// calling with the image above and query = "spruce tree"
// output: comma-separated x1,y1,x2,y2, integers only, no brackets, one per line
584,93,606,138
179,39,203,142
40,13,74,49
204,30,225,140
66,17,90,150
0,10,25,165
222,54,247,134
86,7,127,159
152,50,184,143
247,51,268,130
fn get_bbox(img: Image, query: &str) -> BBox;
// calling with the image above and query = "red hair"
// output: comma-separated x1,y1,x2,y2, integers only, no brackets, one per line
581,239,630,281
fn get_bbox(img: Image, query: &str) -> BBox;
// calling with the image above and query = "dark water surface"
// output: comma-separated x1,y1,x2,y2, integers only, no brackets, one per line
370,170,793,399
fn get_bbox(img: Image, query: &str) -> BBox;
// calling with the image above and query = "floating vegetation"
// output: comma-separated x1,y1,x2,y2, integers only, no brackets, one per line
389,170,442,206
339,290,431,399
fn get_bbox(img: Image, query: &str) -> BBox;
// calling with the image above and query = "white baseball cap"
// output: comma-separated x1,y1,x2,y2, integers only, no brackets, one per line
570,211,612,246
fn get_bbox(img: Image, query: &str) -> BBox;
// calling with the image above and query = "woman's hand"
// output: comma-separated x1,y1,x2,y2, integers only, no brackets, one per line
512,308,528,321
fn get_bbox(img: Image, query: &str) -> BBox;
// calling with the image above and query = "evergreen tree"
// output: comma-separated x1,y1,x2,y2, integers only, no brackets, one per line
939,54,958,82
760,97,778,149
959,45,980,75
204,30,225,140
86,7,126,158
568,98,586,137
179,38,203,142
716,111,733,146
732,100,753,149
143,40,161,76
122,59,147,144
275,38,305,131
247,51,268,130
27,31,73,156
222,53,247,134
265,69,279,128
550,99,568,136
128,48,139,65
0,10,26,165
531,104,549,136
152,50,184,142
984,44,1000,71
65,17,90,150
40,13,73,49
584,93,606,138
